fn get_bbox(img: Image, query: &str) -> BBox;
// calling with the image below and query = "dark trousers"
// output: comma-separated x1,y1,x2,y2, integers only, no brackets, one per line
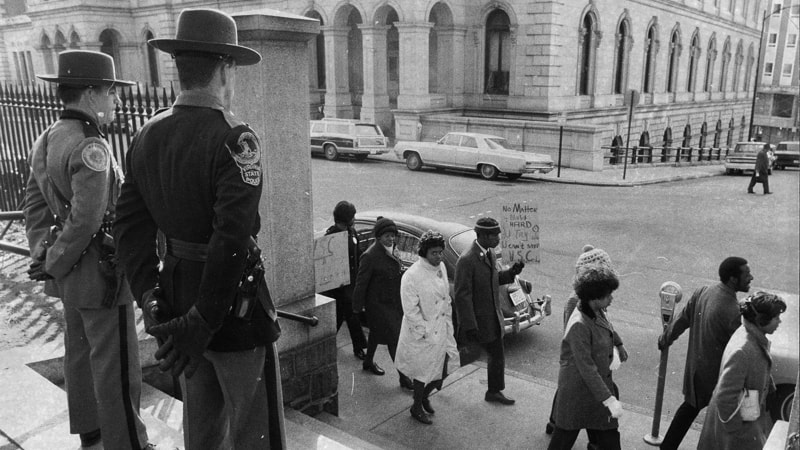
481,337,505,392
336,297,366,351
747,172,770,193
547,426,620,450
659,401,701,450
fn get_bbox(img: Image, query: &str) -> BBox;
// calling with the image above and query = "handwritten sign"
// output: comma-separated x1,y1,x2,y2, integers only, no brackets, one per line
313,231,350,293
499,202,540,264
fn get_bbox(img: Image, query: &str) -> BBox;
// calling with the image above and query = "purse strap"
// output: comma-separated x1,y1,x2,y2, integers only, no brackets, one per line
718,389,748,424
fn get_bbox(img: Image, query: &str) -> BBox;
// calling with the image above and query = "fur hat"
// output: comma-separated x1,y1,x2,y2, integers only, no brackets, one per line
333,201,356,224
575,245,613,271
474,217,501,235
373,216,397,238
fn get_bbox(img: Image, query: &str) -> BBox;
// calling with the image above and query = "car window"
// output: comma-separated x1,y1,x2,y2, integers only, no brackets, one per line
461,137,478,148
310,123,325,133
734,143,762,153
485,138,507,150
355,124,381,136
330,124,350,134
449,229,476,258
444,134,462,146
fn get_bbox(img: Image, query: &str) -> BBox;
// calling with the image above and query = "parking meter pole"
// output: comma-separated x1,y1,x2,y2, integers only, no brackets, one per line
557,125,563,178
644,335,670,445
623,93,634,180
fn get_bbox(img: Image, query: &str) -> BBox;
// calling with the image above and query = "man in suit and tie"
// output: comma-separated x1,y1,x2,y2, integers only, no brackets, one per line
454,217,524,405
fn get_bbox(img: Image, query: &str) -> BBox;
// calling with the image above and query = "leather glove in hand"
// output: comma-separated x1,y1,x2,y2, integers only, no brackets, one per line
154,335,202,378
603,396,624,419
27,259,53,281
657,332,669,351
148,306,214,362
141,287,171,334
510,261,525,276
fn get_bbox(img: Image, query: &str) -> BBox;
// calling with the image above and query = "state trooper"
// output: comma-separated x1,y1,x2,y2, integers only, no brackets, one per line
113,8,283,450
23,50,153,450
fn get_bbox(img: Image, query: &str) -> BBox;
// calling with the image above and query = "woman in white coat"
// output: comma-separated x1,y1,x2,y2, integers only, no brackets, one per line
396,231,460,425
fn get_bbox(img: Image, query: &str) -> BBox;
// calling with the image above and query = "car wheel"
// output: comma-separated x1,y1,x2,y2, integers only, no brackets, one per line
506,173,522,181
353,154,368,162
770,385,795,422
406,152,423,171
323,144,339,161
725,168,733,175
480,164,499,180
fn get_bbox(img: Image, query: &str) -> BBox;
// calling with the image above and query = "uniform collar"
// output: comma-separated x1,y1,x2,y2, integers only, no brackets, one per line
174,91,226,111
60,108,104,137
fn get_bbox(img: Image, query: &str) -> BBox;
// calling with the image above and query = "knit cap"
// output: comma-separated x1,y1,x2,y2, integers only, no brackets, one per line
575,245,613,271
373,216,398,238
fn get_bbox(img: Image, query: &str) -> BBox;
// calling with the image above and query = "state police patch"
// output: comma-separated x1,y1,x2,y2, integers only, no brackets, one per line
227,131,262,186
81,143,109,172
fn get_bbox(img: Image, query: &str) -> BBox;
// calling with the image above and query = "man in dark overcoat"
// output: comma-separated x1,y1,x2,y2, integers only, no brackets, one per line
23,50,152,450
657,256,753,450
453,217,524,405
747,143,772,194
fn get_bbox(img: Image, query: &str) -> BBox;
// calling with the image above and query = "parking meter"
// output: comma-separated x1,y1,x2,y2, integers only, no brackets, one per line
644,281,683,446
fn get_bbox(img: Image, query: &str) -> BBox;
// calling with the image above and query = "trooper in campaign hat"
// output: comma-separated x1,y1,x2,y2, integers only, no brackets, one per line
114,7,284,450
25,50,153,449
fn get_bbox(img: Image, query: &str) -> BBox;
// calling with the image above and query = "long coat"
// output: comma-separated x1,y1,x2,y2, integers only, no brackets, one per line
663,283,741,408
754,148,770,175
453,242,515,343
553,308,619,431
395,259,459,383
697,321,775,450
352,242,403,345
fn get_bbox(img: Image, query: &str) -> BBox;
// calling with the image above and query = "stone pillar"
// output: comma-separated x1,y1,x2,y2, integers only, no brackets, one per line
395,22,434,110
436,26,467,106
234,10,338,415
321,26,353,118
358,25,392,133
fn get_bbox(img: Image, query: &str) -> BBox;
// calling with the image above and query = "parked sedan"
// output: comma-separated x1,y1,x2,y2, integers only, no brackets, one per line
768,291,798,421
353,211,551,336
393,132,554,181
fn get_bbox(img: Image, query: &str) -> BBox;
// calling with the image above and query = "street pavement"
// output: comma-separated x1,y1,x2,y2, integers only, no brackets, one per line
0,163,749,450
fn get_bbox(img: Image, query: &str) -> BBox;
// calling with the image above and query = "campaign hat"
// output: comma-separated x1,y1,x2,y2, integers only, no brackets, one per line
148,8,261,66
36,50,134,86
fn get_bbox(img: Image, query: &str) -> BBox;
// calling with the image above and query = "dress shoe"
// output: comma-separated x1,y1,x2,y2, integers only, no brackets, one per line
400,375,414,390
747,190,755,194
354,348,367,360
545,421,555,435
485,390,515,405
362,361,385,376
422,397,435,414
410,404,433,424
765,191,773,194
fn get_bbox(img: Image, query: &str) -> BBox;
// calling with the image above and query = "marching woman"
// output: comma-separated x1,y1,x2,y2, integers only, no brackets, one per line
697,291,786,450
396,231,460,424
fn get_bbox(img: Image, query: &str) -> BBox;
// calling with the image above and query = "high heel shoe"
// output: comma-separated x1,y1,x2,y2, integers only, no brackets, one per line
422,397,435,414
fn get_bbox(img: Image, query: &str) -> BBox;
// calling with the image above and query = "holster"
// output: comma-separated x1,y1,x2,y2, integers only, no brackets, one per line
94,231,122,308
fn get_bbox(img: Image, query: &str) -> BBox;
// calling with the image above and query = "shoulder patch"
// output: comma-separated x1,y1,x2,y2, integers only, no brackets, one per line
226,129,261,186
81,143,109,172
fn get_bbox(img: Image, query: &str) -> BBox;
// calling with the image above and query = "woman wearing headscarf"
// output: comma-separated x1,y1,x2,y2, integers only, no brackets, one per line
697,291,786,450
548,265,624,450
353,216,413,389
395,231,460,425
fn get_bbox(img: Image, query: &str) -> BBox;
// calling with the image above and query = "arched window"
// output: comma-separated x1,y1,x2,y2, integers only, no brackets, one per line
683,124,692,147
727,118,735,147
577,11,599,95
485,9,511,95
663,127,673,148
732,42,744,91
703,37,717,92
305,11,325,91
145,31,159,86
713,120,722,147
739,116,746,141
100,29,121,72
719,39,731,91
40,34,55,74
743,44,754,92
687,34,701,91
699,122,708,147
69,31,80,49
54,30,66,54
667,30,681,93
643,25,658,93
613,19,631,94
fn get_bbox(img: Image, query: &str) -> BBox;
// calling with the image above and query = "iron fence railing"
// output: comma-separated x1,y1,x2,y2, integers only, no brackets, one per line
0,82,176,211
601,145,732,166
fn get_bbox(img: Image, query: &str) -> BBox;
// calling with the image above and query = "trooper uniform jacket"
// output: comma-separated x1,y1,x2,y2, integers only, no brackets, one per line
114,91,275,352
24,109,132,308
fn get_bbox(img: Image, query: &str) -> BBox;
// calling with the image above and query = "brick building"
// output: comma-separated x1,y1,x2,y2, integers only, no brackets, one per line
0,0,781,169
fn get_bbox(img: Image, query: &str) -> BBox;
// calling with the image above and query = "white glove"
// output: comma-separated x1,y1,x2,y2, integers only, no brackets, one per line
609,347,621,371
603,396,624,419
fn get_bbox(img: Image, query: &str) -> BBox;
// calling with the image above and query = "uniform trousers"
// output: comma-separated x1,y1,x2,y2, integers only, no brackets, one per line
547,427,620,450
180,346,270,450
64,302,148,449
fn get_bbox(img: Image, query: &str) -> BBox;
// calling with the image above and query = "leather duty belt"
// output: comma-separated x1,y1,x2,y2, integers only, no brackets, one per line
165,237,208,262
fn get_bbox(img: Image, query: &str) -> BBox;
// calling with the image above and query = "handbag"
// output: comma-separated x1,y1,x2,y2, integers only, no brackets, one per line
719,389,760,423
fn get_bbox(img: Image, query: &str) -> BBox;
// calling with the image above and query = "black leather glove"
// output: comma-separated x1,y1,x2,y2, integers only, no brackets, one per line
154,335,202,378
148,306,214,377
141,287,171,334
27,259,53,281
510,260,525,276
657,332,669,351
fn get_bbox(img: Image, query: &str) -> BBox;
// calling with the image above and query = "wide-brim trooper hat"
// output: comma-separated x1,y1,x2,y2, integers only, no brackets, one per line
148,8,261,66
36,50,135,86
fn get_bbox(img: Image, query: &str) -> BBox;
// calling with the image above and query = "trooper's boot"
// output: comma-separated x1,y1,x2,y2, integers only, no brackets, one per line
410,380,432,424
422,382,436,414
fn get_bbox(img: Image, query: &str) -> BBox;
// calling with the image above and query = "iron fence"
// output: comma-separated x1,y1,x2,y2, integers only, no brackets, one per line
0,82,176,211
602,145,732,166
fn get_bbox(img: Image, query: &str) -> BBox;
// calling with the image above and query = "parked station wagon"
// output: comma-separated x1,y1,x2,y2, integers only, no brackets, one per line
310,118,389,161
724,141,775,175
393,132,554,181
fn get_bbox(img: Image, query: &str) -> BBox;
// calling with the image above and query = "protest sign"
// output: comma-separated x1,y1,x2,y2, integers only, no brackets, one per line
498,202,540,264
313,231,349,292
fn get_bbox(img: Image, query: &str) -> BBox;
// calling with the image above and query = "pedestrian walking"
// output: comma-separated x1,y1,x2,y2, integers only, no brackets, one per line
321,201,368,360
395,231,460,425
113,8,282,449
546,245,628,445
657,256,753,450
23,50,153,450
547,265,624,450
747,143,772,194
353,216,414,389
453,217,524,405
697,291,786,450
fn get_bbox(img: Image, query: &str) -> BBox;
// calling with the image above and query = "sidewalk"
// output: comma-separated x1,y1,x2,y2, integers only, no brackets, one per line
371,152,726,187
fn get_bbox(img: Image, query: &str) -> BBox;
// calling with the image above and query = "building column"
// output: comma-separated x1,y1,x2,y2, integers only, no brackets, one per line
436,26,467,107
358,25,392,133
395,22,434,110
322,26,353,118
